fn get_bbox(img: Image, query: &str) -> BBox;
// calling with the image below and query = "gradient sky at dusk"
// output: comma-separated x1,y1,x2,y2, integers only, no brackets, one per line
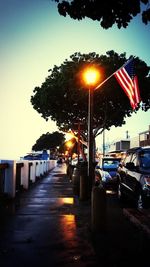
0,0,150,159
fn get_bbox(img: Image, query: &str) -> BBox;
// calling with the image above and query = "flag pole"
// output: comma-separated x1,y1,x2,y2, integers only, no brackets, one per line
95,57,134,91
94,72,114,90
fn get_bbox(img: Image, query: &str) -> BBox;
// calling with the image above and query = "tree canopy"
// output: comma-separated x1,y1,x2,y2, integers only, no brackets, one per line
52,0,150,29
31,51,150,139
32,131,65,151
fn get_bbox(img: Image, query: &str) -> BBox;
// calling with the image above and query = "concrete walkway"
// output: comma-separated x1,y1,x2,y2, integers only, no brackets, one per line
0,163,149,267
0,163,97,267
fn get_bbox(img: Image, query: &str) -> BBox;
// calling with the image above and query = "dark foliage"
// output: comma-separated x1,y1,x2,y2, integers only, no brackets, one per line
31,51,150,137
52,0,150,29
32,131,65,151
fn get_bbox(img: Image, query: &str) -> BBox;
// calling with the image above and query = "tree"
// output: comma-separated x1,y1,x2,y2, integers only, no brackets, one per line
31,51,150,140
52,0,150,29
32,131,65,151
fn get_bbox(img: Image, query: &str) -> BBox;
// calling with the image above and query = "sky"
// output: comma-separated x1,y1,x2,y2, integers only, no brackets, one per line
0,0,150,159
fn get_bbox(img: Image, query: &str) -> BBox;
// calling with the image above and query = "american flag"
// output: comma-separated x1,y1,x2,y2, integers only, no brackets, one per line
114,58,141,109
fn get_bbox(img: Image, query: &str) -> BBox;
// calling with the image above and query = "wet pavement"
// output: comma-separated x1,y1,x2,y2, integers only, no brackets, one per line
0,163,149,267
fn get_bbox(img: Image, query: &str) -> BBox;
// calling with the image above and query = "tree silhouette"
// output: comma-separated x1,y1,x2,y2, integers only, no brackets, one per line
32,131,65,151
31,50,150,141
52,0,150,29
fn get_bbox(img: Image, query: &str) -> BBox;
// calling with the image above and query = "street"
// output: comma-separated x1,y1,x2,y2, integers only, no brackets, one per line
0,163,149,267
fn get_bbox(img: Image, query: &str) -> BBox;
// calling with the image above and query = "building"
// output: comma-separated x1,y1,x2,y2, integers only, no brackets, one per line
108,139,130,153
108,125,150,151
97,125,150,157
139,125,150,147
130,135,139,148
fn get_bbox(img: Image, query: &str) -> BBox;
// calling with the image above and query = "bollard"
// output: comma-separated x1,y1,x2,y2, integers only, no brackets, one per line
80,174,89,201
72,167,80,196
69,165,74,181
79,162,89,201
66,163,70,176
91,185,107,233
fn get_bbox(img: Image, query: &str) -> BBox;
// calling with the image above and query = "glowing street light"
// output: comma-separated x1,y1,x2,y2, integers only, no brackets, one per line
83,66,100,190
83,67,100,86
66,140,74,149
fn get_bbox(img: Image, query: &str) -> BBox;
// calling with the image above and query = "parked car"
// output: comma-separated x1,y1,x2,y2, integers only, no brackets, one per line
117,146,150,208
23,150,49,160
95,157,121,190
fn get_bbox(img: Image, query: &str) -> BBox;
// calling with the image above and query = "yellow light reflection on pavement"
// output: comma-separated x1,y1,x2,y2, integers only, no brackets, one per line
60,215,76,241
62,198,74,205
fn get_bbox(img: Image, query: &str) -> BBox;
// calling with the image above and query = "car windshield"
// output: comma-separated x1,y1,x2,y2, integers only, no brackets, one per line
103,159,120,169
139,150,150,169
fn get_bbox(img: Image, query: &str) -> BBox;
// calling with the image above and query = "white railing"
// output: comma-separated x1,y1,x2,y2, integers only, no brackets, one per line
0,159,57,198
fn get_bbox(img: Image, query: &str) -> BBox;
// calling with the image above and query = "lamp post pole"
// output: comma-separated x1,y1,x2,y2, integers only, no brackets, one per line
82,66,100,192
88,85,94,191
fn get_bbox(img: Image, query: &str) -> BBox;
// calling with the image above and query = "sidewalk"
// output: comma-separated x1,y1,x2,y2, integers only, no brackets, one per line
0,163,149,267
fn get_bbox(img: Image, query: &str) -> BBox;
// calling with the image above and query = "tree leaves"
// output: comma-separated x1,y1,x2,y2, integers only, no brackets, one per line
32,131,65,151
53,0,150,29
31,51,150,138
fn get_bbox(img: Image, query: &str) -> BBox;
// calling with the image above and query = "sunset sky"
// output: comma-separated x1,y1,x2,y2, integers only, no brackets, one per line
0,0,150,159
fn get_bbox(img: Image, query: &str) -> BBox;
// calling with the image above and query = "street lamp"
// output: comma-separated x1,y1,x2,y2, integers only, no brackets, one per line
65,139,75,160
83,67,100,190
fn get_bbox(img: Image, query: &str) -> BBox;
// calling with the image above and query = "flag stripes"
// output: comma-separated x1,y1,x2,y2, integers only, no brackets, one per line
94,57,141,110
114,58,141,109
